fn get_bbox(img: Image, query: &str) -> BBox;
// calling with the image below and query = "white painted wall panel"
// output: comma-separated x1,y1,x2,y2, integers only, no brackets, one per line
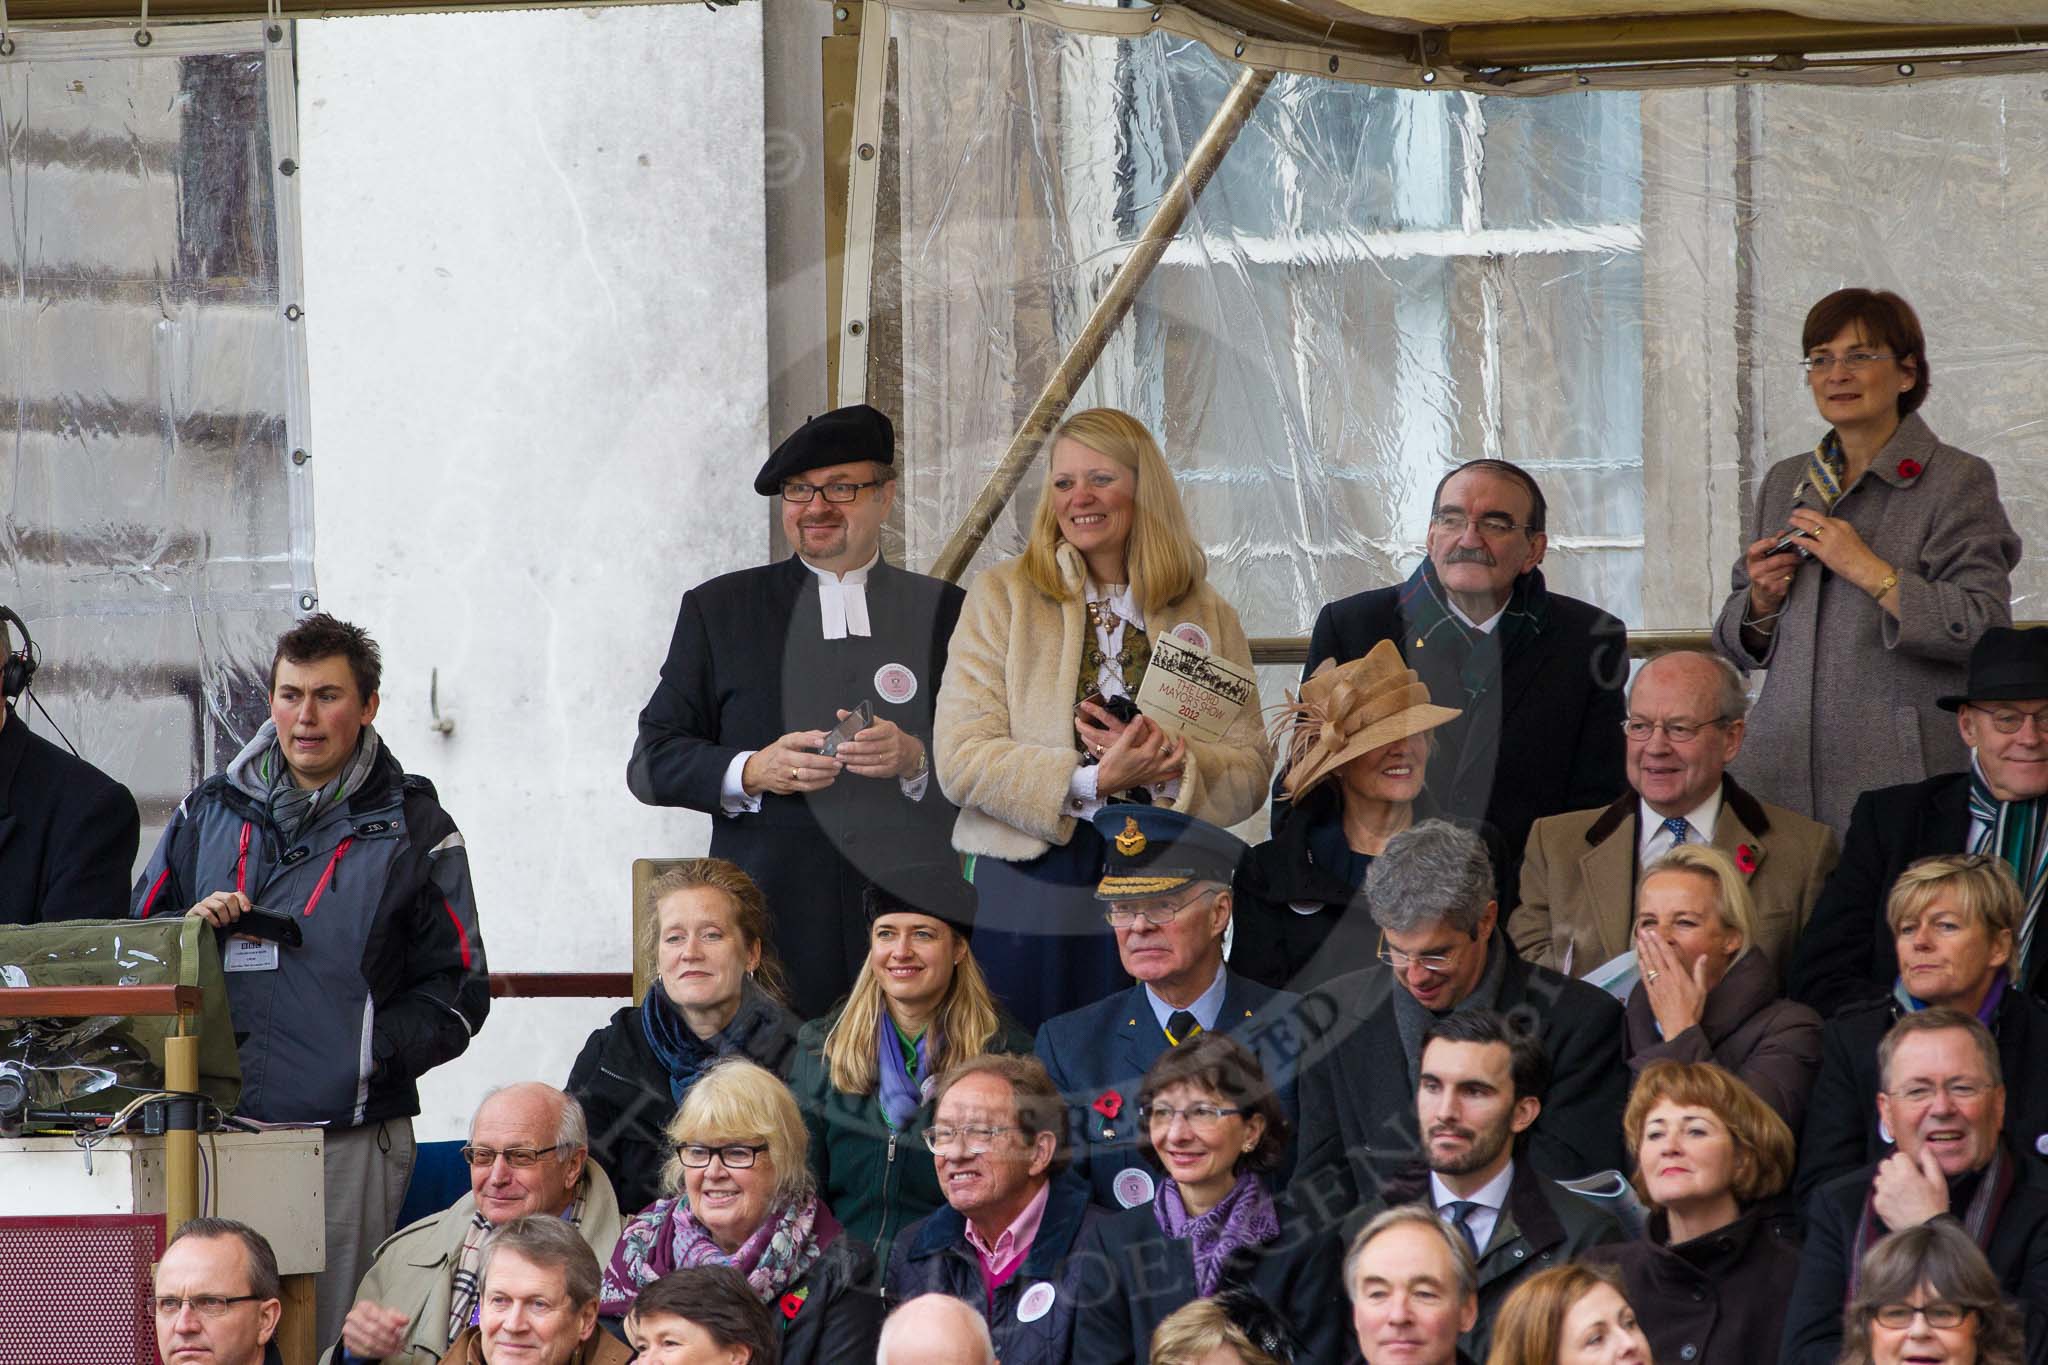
297,4,768,1139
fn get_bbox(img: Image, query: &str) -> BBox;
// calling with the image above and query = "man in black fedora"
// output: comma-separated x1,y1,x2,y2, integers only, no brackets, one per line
627,405,965,1018
1791,626,2048,1016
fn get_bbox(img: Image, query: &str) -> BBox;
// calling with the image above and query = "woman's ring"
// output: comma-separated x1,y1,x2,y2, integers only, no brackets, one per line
1645,970,1660,983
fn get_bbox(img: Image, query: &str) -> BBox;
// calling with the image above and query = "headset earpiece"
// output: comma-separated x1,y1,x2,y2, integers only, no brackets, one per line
0,607,37,704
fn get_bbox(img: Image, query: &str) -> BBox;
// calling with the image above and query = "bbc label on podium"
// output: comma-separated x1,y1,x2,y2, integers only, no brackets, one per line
1135,634,1255,743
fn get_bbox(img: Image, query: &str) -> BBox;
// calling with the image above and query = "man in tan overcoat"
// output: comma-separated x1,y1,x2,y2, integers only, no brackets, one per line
1510,650,1838,987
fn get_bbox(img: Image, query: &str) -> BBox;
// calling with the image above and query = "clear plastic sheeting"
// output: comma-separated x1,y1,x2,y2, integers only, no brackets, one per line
870,6,2048,662
0,916,240,1113
0,25,311,847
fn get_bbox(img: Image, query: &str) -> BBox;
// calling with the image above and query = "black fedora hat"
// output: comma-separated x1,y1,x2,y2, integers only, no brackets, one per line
1937,627,2048,711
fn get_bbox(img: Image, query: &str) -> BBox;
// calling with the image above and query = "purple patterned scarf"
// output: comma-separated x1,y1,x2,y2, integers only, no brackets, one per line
1153,1171,1279,1297
599,1193,838,1316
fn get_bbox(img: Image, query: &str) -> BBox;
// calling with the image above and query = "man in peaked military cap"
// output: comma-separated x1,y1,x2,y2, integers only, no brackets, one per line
1034,806,1304,1209
628,405,965,1018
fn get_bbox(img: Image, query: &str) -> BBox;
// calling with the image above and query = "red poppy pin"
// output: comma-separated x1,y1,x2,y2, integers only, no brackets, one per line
1897,458,1924,480
780,1289,808,1321
1735,844,1759,875
1092,1090,1122,1120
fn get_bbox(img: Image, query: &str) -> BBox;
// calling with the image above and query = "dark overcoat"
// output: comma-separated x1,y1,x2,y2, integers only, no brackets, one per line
1782,1160,2048,1365
1289,946,1629,1220
1304,568,1628,907
627,556,964,1018
0,708,139,924
1793,989,2048,1204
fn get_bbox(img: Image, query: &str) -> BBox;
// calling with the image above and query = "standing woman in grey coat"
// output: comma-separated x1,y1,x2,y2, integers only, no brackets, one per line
1714,288,2020,834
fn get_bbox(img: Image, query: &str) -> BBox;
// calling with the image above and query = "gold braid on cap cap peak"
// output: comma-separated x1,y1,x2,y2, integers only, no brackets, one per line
1101,875,1195,897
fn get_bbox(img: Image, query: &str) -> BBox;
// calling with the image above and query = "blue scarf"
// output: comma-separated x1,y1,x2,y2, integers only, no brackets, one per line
640,978,779,1104
877,1013,933,1131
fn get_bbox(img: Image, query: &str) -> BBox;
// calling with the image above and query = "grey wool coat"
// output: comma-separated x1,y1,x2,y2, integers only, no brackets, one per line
1713,413,2020,835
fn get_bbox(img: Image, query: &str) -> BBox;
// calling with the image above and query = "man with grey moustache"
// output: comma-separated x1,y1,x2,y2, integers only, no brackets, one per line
1300,458,1629,905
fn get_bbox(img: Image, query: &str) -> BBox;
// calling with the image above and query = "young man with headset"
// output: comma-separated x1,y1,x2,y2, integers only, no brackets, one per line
0,606,140,924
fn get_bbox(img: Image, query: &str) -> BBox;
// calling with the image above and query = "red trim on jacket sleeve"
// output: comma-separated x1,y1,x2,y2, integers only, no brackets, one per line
138,868,171,918
442,898,473,969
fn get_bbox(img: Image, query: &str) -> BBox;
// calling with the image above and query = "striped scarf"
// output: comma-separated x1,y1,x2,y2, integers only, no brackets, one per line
1849,1144,2009,1301
1967,765,2048,980
448,1189,587,1341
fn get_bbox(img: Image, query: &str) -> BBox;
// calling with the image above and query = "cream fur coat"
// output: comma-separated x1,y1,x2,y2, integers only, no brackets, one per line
934,544,1273,861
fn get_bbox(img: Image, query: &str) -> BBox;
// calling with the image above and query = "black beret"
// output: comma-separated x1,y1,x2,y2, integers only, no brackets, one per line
863,860,976,939
753,405,895,496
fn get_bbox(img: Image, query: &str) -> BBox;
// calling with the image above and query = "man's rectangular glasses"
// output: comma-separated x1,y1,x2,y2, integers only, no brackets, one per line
154,1295,266,1318
922,1124,1019,1154
457,1143,564,1168
780,479,883,503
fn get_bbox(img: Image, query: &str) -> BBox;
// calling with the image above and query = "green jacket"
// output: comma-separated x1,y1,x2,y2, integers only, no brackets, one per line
789,1008,1033,1270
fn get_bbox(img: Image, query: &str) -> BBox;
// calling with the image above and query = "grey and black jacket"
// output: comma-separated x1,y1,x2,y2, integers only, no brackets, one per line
131,738,487,1129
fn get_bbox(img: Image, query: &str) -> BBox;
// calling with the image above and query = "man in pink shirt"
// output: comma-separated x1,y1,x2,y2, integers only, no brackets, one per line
885,1054,1110,1365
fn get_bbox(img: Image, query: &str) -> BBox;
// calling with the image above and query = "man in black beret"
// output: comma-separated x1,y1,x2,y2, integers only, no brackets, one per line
628,405,966,1017
1792,626,2048,1017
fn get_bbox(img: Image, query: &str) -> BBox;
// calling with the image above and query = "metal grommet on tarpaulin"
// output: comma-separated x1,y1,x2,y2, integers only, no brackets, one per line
134,0,151,46
0,0,12,57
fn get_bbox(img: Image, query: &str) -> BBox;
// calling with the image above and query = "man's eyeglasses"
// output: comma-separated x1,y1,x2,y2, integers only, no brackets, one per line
1871,1302,1973,1330
677,1142,769,1169
458,1144,565,1168
1966,705,2048,737
1105,886,1223,929
1376,933,1461,976
153,1295,267,1319
1428,510,1535,539
780,479,884,504
922,1124,1020,1154
1887,1080,1991,1106
1140,1101,1246,1131
1620,717,1731,744
1799,351,1898,375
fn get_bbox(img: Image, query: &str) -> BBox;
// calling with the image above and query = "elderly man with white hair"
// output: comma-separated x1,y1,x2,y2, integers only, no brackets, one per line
325,1083,624,1364
877,1294,996,1365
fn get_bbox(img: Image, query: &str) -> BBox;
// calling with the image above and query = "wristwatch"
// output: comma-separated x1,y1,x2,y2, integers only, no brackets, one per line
904,744,930,782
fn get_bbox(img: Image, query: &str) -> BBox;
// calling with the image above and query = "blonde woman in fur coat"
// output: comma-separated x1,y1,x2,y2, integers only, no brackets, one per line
933,408,1272,1029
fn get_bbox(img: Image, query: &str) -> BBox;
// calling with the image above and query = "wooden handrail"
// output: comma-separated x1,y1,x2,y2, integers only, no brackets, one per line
0,985,202,1019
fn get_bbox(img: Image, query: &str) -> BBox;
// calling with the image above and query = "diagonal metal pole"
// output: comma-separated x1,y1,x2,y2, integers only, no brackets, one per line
930,63,1274,583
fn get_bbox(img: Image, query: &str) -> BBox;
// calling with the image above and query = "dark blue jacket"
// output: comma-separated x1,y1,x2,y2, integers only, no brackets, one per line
1035,973,1305,1209
884,1176,1109,1365
1069,1190,1351,1365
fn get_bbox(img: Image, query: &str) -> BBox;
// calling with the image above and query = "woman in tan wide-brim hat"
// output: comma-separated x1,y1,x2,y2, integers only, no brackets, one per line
1231,639,1466,991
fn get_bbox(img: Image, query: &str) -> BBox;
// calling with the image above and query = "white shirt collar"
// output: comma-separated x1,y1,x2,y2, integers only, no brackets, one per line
1143,963,1229,1036
1446,596,1508,634
801,550,878,640
1429,1158,1515,1214
1638,786,1724,855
